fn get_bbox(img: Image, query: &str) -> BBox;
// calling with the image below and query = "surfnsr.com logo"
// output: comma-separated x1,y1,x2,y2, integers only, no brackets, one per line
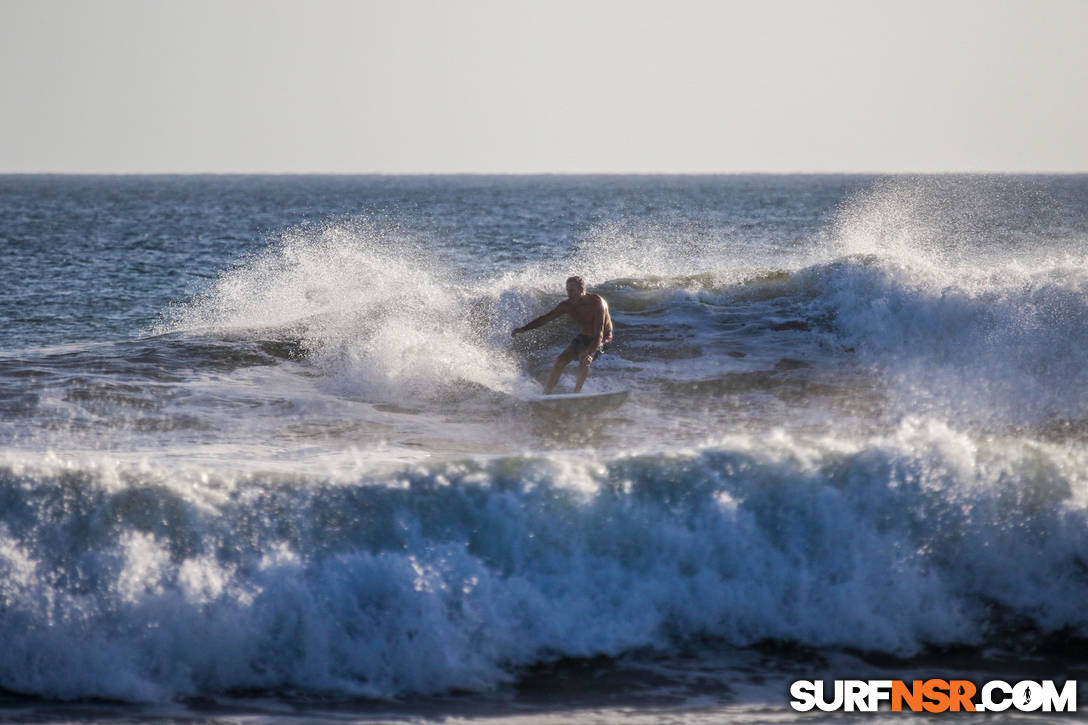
790,679,1077,713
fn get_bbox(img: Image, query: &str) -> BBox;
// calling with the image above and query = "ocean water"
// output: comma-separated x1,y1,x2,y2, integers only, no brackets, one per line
1,174,1087,722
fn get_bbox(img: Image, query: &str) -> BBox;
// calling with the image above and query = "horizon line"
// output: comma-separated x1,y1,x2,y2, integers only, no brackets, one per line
2,170,1087,177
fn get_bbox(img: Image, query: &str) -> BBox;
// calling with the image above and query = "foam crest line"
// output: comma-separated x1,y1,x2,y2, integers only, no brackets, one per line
1,427,1086,702
799,254,1088,424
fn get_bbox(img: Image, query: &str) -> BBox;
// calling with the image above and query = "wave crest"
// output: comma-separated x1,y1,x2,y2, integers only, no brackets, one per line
2,427,1086,701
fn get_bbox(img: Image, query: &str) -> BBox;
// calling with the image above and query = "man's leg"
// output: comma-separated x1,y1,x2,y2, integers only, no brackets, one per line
543,347,577,394
573,359,591,393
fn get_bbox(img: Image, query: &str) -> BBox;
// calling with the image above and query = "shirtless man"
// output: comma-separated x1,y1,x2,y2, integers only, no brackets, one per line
511,276,614,394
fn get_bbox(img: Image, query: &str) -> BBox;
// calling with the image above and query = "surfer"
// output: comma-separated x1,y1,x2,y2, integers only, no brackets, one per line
511,276,613,394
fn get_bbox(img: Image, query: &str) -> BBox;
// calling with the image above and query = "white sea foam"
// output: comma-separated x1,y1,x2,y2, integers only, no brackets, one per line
795,179,1088,426
813,255,1088,423
158,220,521,403
1,422,1086,701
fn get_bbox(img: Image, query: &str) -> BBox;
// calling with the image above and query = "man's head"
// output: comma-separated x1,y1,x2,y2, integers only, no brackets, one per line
565,275,585,299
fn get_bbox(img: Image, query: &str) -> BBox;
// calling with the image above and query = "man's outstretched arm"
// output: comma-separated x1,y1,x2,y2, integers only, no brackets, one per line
512,302,567,336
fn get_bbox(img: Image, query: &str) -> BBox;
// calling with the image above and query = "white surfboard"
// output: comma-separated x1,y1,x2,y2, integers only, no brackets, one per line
524,389,630,410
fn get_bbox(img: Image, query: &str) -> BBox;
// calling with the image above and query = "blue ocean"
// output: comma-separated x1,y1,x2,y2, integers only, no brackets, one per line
1,175,1087,722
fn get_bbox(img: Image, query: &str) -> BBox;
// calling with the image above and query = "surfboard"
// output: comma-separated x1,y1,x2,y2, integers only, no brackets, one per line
524,389,630,411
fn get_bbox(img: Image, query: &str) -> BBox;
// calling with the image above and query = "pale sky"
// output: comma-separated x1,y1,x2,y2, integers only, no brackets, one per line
1,0,1086,173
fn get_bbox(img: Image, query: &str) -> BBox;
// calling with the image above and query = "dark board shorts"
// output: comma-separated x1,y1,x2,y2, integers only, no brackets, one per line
571,334,611,362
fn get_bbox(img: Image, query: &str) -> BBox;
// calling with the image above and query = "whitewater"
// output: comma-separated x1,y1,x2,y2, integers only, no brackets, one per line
0,174,1086,722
